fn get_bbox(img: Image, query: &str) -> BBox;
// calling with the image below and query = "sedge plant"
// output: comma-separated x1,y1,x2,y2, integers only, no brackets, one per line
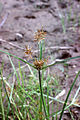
0,27,80,120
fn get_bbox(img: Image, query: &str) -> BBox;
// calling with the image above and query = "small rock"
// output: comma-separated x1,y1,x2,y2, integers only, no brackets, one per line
16,33,23,38
15,33,23,41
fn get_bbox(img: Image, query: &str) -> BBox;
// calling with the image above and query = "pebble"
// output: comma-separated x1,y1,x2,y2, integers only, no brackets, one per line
15,33,23,41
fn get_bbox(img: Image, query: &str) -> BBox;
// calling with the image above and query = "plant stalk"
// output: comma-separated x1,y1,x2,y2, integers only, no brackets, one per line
38,70,48,120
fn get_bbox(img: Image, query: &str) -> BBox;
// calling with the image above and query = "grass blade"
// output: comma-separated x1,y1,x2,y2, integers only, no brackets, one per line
18,61,24,88
47,75,50,117
0,66,5,120
8,56,20,86
42,56,80,69
59,70,80,120
0,50,35,68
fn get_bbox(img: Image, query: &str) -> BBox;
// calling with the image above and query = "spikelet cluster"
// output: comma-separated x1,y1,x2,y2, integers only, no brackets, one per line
24,27,47,69
34,28,46,42
25,45,32,59
33,59,44,70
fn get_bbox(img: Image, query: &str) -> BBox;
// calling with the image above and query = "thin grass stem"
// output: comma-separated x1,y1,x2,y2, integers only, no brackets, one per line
38,70,48,120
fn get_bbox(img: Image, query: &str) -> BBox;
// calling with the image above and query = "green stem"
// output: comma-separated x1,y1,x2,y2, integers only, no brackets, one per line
38,70,48,120
38,43,39,60
40,41,42,60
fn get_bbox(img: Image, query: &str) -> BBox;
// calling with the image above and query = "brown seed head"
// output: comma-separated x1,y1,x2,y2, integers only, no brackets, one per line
34,28,46,42
25,45,32,59
33,59,44,70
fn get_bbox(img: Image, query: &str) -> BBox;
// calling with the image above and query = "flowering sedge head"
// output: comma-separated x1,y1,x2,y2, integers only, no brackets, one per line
34,27,46,42
25,45,32,59
33,58,48,70
33,59,44,70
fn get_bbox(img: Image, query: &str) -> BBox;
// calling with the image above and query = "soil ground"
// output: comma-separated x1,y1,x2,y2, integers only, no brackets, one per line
0,0,80,119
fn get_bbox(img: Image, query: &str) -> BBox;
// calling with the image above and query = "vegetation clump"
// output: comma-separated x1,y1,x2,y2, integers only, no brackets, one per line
0,27,80,120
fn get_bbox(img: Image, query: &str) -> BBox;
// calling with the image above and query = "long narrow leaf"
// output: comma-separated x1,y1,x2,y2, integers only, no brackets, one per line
42,56,80,69
0,67,5,120
59,70,80,120
0,50,35,68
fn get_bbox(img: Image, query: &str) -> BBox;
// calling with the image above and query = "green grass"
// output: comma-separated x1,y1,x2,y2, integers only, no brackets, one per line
0,28,80,120
0,60,80,120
